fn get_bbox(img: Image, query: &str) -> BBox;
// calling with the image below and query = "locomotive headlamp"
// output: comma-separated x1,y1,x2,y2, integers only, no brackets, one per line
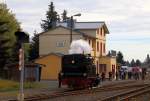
61,73,64,76
72,60,75,64
83,73,87,77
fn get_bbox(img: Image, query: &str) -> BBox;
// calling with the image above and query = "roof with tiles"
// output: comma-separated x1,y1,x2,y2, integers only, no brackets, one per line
57,21,109,34
39,25,85,36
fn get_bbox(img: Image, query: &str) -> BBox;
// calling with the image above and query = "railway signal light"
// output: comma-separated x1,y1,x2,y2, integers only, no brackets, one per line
15,29,29,44
15,28,29,101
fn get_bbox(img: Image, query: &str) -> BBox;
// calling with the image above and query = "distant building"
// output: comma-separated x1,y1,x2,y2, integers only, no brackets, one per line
5,63,42,82
38,21,116,79
35,53,62,80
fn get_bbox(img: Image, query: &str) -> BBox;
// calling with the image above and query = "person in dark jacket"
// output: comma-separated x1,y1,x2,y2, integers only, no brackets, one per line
95,74,100,86
109,72,112,81
58,72,61,88
101,72,105,81
116,72,119,80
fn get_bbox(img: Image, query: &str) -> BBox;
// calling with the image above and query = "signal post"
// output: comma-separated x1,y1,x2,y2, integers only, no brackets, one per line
15,29,29,101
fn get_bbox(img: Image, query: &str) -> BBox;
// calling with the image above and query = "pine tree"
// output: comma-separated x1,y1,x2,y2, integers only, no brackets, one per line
41,2,58,31
29,31,39,60
145,54,150,64
0,3,19,78
125,61,130,66
61,10,68,22
116,51,125,65
130,59,136,67
0,21,10,69
135,59,141,66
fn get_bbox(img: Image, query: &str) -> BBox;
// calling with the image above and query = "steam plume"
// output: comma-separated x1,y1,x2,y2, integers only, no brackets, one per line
69,39,92,54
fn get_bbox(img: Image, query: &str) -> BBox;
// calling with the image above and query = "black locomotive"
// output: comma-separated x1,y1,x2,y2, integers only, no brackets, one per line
60,54,98,89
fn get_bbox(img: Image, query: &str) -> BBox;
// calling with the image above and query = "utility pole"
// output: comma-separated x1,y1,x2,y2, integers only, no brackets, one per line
69,13,81,44
70,16,73,44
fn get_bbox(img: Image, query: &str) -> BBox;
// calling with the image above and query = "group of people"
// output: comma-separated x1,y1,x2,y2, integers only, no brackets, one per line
118,68,147,80
95,68,147,86
98,72,115,81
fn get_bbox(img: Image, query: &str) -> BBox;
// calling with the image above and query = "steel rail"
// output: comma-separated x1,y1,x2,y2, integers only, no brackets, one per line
8,80,141,101
101,84,150,101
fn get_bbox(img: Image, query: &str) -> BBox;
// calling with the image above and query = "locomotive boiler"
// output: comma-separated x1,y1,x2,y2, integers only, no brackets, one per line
60,54,98,89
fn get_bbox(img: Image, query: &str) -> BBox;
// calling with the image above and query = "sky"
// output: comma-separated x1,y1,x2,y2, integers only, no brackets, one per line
2,0,150,62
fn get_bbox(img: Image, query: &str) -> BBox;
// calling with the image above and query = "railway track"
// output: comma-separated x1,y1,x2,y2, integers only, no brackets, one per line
101,84,150,101
9,80,147,101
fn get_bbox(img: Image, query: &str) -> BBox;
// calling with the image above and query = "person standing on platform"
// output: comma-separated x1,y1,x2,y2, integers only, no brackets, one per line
101,72,105,81
58,72,61,88
109,72,112,81
116,72,119,80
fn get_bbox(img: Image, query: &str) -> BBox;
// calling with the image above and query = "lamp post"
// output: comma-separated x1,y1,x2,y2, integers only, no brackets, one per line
70,13,81,44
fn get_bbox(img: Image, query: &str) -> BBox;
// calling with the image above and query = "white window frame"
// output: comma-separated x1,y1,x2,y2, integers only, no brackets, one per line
56,41,65,47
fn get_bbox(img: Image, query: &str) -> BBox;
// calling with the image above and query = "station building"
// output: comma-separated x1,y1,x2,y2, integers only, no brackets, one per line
35,22,116,80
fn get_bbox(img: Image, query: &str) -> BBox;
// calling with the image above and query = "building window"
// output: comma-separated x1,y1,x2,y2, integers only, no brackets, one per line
92,40,94,49
101,28,103,36
56,41,65,47
99,64,102,73
100,42,102,55
97,41,99,51
104,65,107,72
97,61,99,73
89,39,91,45
103,43,105,53
99,64,106,73
112,65,115,73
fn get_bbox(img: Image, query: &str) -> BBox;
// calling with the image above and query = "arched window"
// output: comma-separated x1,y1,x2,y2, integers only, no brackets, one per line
100,42,102,55
97,41,99,51
103,43,105,53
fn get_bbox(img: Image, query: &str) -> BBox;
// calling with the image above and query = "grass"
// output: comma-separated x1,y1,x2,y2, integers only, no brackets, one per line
0,80,49,98
0,80,46,92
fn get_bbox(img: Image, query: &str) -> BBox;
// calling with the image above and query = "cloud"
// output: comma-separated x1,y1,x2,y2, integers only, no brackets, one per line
107,42,150,62
5,0,150,61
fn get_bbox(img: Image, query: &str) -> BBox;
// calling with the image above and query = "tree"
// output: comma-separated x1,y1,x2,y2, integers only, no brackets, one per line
124,60,130,66
0,21,10,69
61,10,68,22
130,59,136,67
107,51,111,56
145,54,150,64
29,31,39,60
0,3,19,77
135,59,141,66
116,51,125,65
41,2,58,31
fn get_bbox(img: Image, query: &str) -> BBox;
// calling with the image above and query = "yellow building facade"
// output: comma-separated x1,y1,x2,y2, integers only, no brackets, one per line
99,56,116,78
35,53,62,80
38,22,116,79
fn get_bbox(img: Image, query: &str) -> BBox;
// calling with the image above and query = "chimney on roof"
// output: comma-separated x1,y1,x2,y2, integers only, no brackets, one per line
66,19,76,29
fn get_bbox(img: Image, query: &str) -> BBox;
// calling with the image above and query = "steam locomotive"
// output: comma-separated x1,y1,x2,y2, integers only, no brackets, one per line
60,54,99,89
